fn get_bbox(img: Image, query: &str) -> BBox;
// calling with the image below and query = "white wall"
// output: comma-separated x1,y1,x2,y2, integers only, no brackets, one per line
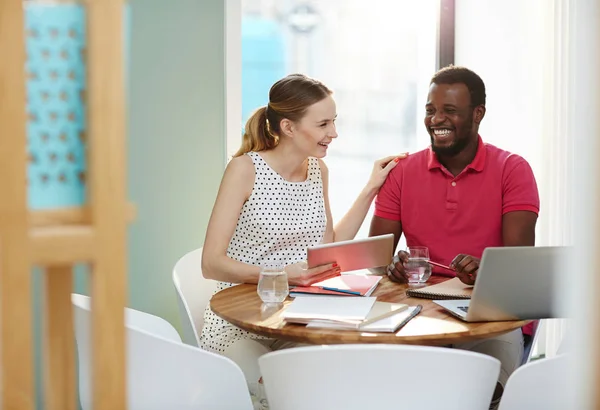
455,1,570,247
455,0,546,177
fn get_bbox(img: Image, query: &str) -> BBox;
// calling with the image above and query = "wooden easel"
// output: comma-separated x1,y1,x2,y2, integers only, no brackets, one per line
0,0,130,409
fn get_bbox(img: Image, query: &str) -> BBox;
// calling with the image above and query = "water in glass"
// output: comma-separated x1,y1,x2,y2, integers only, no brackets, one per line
257,267,289,303
405,246,432,284
405,258,432,284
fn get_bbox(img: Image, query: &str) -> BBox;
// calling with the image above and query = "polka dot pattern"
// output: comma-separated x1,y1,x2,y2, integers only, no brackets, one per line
200,151,327,353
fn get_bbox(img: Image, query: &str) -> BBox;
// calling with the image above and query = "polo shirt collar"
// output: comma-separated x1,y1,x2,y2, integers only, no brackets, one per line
427,135,486,173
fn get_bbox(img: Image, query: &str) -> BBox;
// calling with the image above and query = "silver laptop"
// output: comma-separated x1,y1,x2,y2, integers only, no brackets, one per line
434,246,569,322
307,234,394,272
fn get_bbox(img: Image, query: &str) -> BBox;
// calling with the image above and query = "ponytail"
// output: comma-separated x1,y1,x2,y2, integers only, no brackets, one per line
234,106,279,157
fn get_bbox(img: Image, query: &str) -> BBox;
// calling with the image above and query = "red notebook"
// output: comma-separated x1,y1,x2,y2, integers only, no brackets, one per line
290,274,382,297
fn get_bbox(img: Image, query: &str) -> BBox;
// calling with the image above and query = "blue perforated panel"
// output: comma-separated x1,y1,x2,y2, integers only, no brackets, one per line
25,4,87,209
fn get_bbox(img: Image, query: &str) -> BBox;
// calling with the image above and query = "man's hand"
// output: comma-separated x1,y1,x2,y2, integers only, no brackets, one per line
386,250,410,283
450,254,480,285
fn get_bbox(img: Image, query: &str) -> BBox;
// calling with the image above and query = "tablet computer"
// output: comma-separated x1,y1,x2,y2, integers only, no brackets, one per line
307,234,394,272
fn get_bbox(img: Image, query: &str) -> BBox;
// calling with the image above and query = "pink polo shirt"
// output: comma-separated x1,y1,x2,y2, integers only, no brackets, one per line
375,136,540,333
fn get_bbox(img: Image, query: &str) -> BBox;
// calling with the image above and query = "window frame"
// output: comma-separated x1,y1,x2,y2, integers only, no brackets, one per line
437,0,456,69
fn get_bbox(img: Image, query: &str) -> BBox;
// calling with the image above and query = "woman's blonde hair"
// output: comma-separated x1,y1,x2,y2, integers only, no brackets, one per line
234,74,332,157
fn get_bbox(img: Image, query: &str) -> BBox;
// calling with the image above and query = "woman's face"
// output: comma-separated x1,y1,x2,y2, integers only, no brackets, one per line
290,96,338,158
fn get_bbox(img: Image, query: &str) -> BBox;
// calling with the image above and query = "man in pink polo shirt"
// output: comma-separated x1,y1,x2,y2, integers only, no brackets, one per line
370,66,539,409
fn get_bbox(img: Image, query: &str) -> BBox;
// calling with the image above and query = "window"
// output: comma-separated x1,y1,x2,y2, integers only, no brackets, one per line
237,0,449,239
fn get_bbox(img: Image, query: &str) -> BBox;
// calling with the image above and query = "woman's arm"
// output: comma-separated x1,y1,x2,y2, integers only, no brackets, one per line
321,154,406,243
201,155,262,284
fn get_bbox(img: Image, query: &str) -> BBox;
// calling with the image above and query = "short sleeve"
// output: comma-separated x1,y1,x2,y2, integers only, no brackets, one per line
502,156,540,215
374,164,403,221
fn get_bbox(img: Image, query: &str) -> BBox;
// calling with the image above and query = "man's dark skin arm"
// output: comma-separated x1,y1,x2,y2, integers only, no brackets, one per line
451,210,538,284
370,216,409,282
371,211,538,284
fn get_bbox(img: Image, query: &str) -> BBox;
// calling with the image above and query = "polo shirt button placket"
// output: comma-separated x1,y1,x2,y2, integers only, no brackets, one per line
446,179,459,210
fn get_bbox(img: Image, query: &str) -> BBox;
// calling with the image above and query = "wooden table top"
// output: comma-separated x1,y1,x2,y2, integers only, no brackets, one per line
210,275,530,346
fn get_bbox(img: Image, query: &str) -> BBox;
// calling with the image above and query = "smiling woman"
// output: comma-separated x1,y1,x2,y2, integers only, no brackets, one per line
233,74,333,158
200,71,405,405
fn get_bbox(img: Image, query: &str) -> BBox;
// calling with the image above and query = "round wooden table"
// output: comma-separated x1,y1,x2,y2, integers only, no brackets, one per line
210,275,529,345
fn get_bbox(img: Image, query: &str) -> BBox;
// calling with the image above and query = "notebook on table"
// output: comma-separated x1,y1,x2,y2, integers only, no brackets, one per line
406,277,473,300
282,296,377,325
290,272,382,297
306,302,422,333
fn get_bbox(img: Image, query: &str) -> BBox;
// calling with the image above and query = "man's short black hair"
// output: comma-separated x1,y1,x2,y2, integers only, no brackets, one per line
431,65,486,107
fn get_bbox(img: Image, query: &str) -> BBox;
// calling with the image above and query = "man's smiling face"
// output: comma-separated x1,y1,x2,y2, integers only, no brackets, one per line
425,82,478,157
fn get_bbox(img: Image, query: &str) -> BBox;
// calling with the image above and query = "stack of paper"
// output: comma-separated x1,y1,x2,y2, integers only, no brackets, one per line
282,297,421,333
306,302,421,333
282,296,377,325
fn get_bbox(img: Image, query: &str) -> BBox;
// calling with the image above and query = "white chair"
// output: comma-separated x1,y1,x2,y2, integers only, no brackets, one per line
498,354,573,410
72,295,253,410
259,344,501,410
71,293,181,342
172,247,218,346
522,319,542,365
171,248,271,386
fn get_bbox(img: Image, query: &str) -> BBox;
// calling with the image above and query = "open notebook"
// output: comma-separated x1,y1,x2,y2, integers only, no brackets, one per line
306,302,422,333
406,277,473,300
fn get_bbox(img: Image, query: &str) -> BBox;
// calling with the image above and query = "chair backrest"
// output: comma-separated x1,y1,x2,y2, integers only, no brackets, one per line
71,293,181,342
72,293,182,410
259,344,500,410
522,319,542,365
73,296,253,410
172,247,218,346
499,354,573,410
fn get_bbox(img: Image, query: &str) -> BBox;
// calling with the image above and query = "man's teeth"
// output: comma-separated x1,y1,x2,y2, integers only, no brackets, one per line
318,142,328,146
433,129,452,136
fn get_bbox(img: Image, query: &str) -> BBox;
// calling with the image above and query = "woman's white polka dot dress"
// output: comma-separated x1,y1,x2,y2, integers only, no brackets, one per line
199,151,327,354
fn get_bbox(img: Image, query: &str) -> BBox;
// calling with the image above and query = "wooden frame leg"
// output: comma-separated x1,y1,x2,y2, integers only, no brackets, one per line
90,263,127,410
0,240,34,410
87,0,128,406
0,0,34,408
44,266,76,410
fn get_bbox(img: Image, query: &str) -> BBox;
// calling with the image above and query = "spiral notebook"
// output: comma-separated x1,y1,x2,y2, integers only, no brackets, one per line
406,277,473,300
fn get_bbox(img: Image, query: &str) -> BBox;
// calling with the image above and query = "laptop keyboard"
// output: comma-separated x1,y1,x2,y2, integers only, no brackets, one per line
458,306,469,313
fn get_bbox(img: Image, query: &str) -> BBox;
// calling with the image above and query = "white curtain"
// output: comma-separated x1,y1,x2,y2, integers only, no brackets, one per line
535,0,573,359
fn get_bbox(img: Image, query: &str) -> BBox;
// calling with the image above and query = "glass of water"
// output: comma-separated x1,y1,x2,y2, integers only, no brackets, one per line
257,266,289,303
404,246,432,284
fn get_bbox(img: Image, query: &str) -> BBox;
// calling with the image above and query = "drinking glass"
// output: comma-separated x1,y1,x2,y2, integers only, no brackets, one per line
257,266,289,303
404,246,432,284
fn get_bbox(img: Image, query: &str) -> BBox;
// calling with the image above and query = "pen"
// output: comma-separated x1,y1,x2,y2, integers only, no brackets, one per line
321,287,362,296
358,304,409,327
428,260,454,271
